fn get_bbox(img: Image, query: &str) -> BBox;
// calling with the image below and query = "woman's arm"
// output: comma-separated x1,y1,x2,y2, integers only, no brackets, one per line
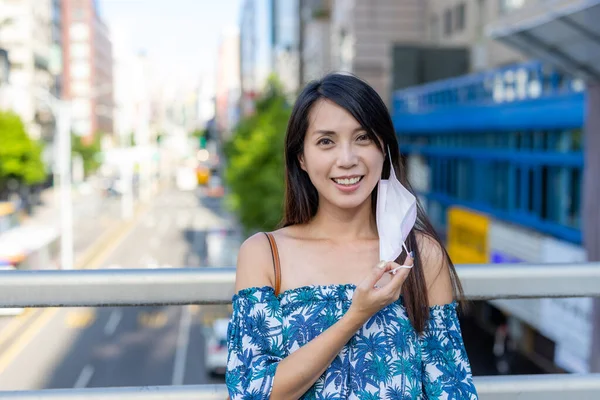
417,233,479,399
233,233,411,400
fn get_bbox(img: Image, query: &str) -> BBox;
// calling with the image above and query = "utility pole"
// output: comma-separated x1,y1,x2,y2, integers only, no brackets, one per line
56,100,73,270
584,82,600,372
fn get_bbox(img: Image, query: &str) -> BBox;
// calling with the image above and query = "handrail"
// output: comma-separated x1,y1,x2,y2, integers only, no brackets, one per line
0,262,599,399
1,374,600,399
0,263,599,307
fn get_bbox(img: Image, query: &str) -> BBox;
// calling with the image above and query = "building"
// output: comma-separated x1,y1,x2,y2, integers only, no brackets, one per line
273,0,302,95
425,0,532,71
301,0,332,83
239,0,275,116
310,0,428,106
0,0,61,143
215,27,241,140
61,0,114,142
392,0,600,375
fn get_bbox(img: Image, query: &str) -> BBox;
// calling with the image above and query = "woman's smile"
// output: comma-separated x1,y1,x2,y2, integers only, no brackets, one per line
331,175,364,192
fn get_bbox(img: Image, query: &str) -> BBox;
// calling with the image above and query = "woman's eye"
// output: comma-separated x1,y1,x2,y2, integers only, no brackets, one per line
317,138,333,145
357,134,371,142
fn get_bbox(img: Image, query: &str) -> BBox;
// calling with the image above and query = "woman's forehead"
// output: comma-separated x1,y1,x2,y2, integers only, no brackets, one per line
308,98,361,132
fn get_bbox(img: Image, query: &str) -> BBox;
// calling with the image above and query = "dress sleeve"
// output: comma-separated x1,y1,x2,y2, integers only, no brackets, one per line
418,302,479,399
226,287,285,400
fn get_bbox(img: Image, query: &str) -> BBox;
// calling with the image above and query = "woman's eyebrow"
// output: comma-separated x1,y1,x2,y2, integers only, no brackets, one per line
313,127,365,136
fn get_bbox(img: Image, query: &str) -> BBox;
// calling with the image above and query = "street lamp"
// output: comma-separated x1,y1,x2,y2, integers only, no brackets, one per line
35,83,113,270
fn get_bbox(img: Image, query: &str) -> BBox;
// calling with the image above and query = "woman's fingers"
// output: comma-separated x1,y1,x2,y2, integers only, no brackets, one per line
388,255,414,275
368,261,391,285
379,258,412,297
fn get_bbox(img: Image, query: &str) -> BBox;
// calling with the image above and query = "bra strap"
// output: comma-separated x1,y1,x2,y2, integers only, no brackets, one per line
264,232,281,296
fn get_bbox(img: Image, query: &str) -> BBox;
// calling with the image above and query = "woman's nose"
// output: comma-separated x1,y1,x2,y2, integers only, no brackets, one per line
337,145,358,167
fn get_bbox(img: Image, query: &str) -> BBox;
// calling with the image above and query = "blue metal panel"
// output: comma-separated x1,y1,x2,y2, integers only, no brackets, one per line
393,92,585,134
392,60,583,113
424,191,582,244
400,145,584,167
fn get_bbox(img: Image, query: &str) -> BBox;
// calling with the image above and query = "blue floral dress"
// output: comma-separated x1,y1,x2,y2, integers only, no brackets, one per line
226,284,478,399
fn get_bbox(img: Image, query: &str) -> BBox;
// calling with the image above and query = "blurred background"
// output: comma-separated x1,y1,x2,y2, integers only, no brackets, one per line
0,0,598,392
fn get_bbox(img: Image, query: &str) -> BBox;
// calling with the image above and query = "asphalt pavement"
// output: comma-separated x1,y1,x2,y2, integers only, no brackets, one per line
0,185,241,390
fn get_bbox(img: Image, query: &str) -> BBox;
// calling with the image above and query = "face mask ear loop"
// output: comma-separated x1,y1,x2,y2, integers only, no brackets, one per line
402,242,410,257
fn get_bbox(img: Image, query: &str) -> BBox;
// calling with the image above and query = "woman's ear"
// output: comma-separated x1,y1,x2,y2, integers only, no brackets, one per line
298,153,306,172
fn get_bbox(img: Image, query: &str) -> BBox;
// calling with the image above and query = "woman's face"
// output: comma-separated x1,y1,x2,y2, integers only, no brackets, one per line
300,99,384,211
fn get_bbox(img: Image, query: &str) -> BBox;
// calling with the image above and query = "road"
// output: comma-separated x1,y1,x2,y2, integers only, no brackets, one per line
0,186,241,390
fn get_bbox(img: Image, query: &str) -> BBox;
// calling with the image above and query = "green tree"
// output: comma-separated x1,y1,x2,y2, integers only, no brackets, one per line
71,133,102,177
0,111,46,191
224,76,291,234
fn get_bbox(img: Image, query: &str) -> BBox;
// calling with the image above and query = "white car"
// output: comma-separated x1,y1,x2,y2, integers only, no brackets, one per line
0,266,24,316
204,318,230,376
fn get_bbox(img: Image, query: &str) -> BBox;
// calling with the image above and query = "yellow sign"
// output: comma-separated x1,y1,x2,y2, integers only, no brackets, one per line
447,207,489,264
0,202,15,218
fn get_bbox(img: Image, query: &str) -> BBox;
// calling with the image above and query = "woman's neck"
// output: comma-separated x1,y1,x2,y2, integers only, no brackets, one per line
308,199,378,241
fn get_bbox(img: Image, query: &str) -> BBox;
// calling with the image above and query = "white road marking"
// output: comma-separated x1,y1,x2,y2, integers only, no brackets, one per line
172,305,192,386
73,364,94,388
104,309,123,336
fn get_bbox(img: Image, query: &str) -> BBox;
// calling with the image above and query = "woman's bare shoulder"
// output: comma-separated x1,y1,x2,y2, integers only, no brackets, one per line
234,232,276,292
415,231,454,305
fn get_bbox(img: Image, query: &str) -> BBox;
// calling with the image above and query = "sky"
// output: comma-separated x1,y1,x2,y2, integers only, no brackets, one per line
100,0,241,88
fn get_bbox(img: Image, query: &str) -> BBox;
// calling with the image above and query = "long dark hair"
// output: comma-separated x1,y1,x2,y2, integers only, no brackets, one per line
280,73,464,332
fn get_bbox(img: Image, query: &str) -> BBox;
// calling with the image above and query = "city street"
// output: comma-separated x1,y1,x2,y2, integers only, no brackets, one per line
0,185,241,390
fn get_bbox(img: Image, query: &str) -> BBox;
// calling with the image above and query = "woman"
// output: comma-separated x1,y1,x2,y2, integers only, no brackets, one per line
226,73,478,399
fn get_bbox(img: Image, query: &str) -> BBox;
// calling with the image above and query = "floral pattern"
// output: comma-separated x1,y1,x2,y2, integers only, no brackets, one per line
226,284,478,399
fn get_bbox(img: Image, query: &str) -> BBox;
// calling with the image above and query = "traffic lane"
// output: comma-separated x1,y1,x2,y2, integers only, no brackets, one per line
0,195,122,369
0,307,93,390
0,189,230,389
73,197,121,255
42,305,195,388
47,189,229,388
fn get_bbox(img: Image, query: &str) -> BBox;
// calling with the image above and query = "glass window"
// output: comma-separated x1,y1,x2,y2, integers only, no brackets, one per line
444,9,452,36
70,61,90,79
71,81,89,96
70,23,89,41
455,3,466,32
70,43,90,59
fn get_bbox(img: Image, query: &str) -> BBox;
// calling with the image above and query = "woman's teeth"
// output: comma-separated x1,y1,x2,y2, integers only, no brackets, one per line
333,177,361,186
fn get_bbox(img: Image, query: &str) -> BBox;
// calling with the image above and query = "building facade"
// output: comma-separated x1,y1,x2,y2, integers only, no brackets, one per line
0,0,60,142
215,28,241,140
62,0,113,142
327,0,428,105
239,0,275,116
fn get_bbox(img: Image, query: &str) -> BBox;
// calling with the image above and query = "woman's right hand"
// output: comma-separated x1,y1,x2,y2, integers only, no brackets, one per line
347,255,413,324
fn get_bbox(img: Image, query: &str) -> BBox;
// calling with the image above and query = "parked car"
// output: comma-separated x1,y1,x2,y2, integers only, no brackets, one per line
204,318,229,376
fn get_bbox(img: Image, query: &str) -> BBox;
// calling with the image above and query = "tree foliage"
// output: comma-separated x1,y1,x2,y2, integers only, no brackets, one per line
0,111,46,189
224,76,291,234
71,133,102,177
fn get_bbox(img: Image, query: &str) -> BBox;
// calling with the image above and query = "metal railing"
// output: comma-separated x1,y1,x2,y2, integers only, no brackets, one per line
0,263,599,399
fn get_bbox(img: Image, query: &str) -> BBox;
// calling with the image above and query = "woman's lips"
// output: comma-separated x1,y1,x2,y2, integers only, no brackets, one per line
331,176,363,193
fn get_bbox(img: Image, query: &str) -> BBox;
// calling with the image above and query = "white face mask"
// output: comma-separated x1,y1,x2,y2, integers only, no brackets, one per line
376,146,417,262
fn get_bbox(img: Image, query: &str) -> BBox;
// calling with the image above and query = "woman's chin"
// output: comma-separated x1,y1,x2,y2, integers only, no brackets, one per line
325,195,371,211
